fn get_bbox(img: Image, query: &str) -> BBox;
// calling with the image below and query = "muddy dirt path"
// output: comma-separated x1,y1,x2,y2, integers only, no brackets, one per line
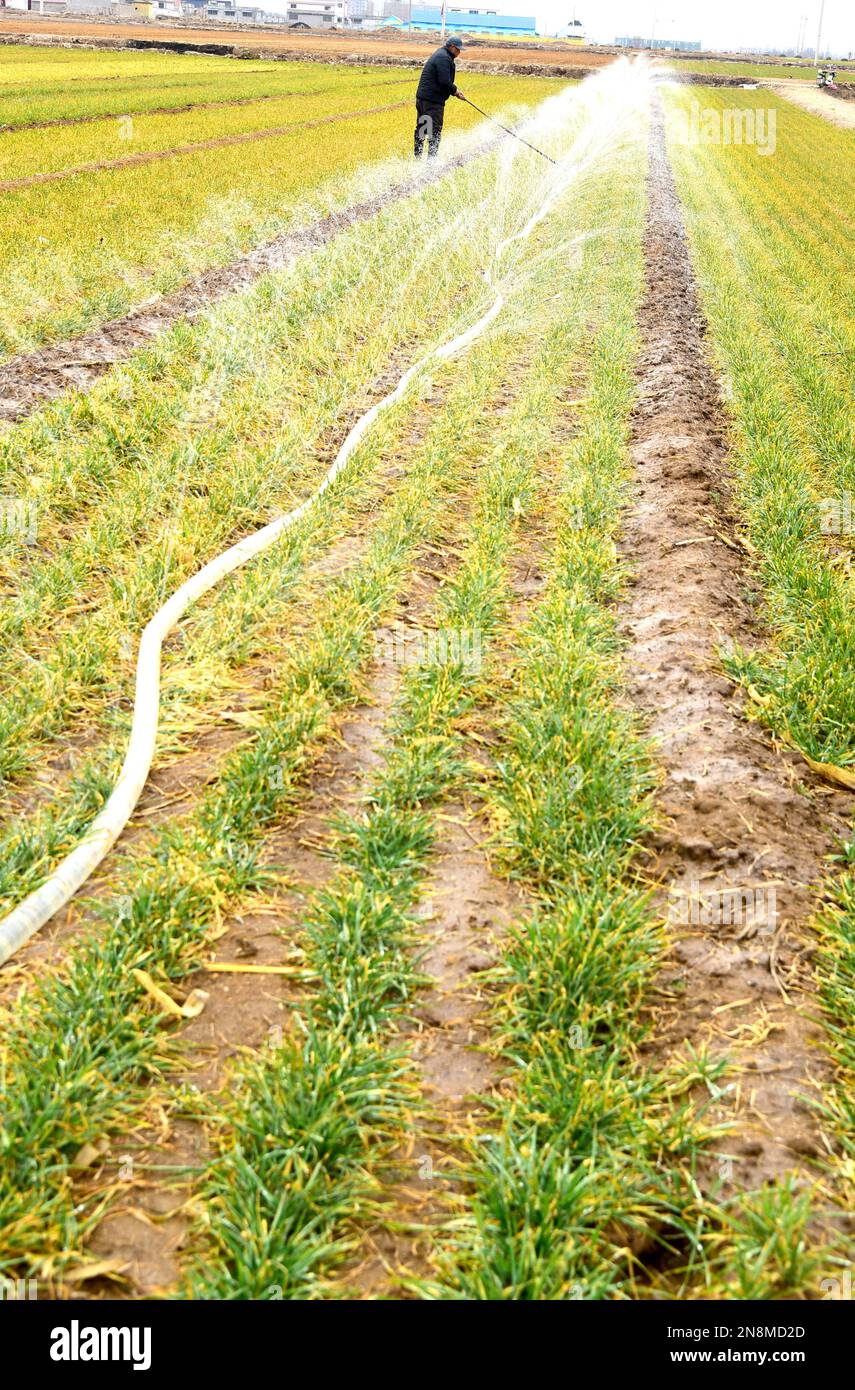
0,139,491,427
345,461,556,1298
766,80,855,130
0,100,408,192
622,98,853,1197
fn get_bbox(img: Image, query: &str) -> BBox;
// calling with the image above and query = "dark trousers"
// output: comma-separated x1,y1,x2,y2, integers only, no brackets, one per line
414,98,445,159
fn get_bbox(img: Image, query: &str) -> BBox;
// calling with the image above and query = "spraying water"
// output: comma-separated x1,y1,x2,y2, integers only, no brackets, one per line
0,58,657,968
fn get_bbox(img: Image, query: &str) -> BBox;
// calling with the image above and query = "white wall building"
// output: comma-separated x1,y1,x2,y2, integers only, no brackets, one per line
281,1,349,25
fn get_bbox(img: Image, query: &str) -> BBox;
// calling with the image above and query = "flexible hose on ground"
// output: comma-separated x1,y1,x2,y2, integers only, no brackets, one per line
0,93,587,967
0,289,506,967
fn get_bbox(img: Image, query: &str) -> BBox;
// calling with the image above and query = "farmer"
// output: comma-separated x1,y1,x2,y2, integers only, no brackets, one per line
414,35,466,160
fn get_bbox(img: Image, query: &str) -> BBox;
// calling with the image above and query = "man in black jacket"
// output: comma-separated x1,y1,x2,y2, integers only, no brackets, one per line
414,36,466,159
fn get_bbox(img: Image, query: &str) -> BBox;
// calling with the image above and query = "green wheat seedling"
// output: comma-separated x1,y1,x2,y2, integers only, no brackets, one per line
0,290,533,1281
664,87,855,770
183,142,660,1298
0,118,586,802
805,845,855,1266
186,285,599,1300
426,169,729,1300
0,41,563,355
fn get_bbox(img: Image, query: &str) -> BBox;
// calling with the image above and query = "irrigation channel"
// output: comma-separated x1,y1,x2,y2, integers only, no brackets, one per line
0,60,654,967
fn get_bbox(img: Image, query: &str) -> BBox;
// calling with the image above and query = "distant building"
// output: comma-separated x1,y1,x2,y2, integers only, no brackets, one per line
390,8,537,37
23,0,115,12
66,0,116,13
559,17,586,44
263,0,348,24
181,0,293,19
352,0,401,17
179,0,285,18
131,0,183,16
615,36,702,52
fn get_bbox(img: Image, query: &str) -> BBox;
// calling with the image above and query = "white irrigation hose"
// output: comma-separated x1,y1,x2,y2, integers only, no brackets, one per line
0,290,506,966
0,72,621,966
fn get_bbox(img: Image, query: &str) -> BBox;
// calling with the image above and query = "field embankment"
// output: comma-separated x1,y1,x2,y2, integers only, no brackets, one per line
767,80,855,129
0,17,609,68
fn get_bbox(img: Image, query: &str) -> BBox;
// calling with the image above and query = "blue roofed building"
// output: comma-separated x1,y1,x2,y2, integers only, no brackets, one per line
399,8,538,36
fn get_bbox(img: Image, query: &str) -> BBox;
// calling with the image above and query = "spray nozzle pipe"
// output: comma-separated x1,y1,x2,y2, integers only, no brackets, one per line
460,96,559,166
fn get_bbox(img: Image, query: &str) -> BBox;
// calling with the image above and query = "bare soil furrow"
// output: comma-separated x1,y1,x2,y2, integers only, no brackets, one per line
0,75,416,130
623,98,853,1194
0,99,408,192
0,137,491,425
346,796,526,1297
346,500,557,1297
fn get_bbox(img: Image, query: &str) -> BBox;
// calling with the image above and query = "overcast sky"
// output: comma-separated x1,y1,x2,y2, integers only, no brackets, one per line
354,1,852,55
534,1,853,52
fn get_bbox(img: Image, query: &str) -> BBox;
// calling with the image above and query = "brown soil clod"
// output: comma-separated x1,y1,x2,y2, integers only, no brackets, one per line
622,97,853,1196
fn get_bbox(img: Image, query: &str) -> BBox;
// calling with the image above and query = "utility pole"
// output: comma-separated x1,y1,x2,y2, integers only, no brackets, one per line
440,0,446,40
815,0,825,64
